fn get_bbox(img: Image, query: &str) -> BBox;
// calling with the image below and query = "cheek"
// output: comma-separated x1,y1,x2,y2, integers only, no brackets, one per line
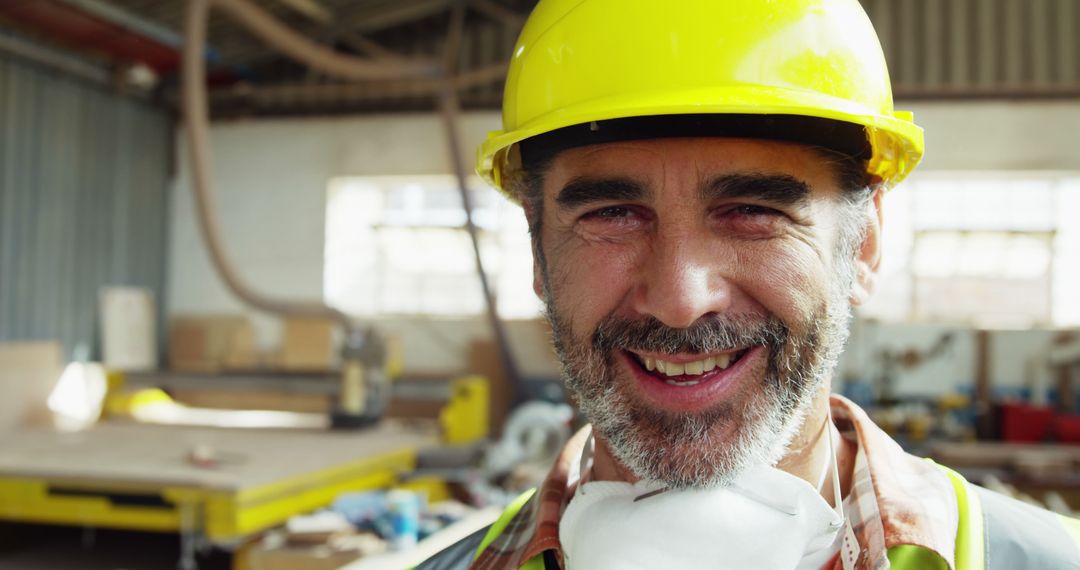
732,243,831,327
544,235,640,318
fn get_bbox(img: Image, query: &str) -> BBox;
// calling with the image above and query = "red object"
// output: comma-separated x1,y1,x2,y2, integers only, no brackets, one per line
0,0,180,72
999,403,1055,443
1054,415,1080,444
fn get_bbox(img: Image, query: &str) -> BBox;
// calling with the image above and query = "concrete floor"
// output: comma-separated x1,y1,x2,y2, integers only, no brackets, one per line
0,524,231,570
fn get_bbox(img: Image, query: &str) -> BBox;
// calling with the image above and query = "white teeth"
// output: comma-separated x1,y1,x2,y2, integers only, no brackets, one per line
638,351,741,378
665,379,701,387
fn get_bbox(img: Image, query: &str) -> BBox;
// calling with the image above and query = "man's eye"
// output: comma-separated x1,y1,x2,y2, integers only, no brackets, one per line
583,205,633,219
576,205,650,237
730,204,780,217
714,204,787,236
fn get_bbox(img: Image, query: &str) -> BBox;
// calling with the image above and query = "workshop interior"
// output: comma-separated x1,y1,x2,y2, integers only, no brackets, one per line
0,0,1079,568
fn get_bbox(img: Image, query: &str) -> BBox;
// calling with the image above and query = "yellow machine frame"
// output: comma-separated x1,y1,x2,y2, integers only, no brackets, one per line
0,447,415,544
0,375,488,547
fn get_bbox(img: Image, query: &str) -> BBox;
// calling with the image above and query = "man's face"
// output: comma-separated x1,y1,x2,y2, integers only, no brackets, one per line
529,137,875,489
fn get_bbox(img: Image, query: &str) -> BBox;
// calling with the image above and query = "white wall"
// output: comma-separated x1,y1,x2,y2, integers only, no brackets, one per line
167,112,563,376
908,100,1080,171
167,102,1080,388
837,322,1061,400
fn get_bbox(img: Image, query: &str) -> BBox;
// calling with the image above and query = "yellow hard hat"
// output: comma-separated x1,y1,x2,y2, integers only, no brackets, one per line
477,0,924,200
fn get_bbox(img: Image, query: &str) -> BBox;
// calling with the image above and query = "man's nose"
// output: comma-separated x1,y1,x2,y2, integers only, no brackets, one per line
631,229,733,329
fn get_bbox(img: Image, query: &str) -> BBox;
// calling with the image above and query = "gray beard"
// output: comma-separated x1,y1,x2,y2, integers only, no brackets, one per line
544,286,853,490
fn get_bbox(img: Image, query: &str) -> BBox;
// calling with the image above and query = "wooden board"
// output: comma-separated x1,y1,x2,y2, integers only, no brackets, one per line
0,420,437,491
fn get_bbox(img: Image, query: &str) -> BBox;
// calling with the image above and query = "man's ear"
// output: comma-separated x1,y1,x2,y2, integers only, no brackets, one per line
850,187,884,306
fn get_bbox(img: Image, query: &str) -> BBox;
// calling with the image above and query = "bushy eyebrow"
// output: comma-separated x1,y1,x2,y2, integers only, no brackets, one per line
554,173,810,210
555,177,648,209
702,174,811,206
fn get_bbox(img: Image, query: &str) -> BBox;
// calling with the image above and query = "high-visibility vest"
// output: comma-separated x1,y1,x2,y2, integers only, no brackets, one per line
417,464,1080,569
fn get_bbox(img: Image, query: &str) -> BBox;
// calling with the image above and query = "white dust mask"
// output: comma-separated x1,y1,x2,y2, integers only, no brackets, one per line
559,424,847,570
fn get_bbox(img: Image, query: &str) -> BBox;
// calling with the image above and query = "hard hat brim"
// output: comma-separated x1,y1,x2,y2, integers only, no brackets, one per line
477,84,924,201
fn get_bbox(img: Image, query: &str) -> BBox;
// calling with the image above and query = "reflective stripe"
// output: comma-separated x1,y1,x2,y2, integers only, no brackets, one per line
473,488,537,561
414,525,490,570
937,464,986,570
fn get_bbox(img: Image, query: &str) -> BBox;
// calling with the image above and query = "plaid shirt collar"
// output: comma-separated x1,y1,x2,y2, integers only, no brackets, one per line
470,395,960,570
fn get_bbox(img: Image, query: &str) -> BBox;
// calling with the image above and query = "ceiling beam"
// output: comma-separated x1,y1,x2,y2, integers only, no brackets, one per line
334,0,455,35
0,30,109,84
341,33,425,63
469,0,525,28
266,0,332,25
208,62,507,107
58,0,185,49
0,0,185,72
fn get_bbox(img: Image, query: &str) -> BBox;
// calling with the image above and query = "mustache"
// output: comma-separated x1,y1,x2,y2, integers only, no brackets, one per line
592,313,788,356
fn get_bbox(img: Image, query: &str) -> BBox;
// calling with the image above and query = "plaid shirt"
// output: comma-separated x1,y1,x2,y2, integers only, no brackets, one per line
471,395,960,570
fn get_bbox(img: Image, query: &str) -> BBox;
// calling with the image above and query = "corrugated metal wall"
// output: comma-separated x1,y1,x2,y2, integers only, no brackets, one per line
0,52,172,361
864,0,1079,97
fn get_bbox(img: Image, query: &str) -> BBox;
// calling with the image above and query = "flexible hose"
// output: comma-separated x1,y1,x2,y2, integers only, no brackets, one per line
183,0,438,326
183,0,521,402
184,0,349,326
208,0,439,80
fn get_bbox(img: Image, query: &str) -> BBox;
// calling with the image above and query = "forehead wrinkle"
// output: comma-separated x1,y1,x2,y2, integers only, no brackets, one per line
702,173,812,206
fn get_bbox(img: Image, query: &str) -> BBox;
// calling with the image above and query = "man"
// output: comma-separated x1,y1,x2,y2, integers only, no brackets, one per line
421,0,1080,568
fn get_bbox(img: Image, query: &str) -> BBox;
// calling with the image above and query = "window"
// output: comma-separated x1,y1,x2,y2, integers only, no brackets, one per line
326,172,1080,327
324,175,541,318
860,173,1080,328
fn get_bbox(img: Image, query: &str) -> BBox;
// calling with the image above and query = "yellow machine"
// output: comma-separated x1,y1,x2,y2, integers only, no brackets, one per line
0,375,489,567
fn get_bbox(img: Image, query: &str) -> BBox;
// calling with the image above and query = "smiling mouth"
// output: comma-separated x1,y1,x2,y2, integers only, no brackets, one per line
627,349,751,387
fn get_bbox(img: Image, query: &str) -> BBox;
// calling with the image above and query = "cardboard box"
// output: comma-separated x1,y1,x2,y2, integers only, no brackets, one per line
281,317,337,371
0,341,64,433
222,321,259,370
169,316,254,373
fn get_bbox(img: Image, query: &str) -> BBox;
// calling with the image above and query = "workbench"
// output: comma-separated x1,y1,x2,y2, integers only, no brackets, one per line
0,420,437,568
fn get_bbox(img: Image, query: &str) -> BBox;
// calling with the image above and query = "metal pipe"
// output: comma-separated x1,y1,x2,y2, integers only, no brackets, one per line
209,63,507,106
438,0,523,399
59,0,187,50
0,31,109,85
